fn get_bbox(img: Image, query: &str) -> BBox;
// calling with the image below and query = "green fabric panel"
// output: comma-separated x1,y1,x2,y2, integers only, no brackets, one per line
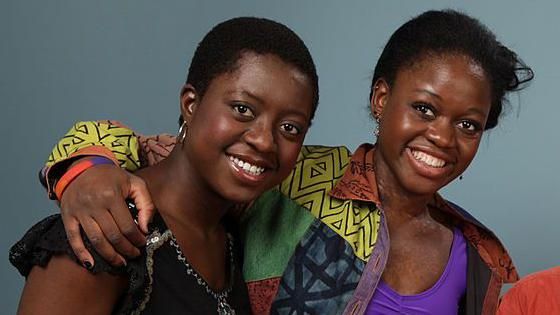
240,188,316,281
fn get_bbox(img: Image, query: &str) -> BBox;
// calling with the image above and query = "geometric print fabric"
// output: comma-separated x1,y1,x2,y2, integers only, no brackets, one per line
280,145,381,261
46,120,140,171
271,220,365,314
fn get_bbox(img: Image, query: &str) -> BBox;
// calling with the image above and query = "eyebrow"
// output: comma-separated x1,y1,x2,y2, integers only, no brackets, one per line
240,90,265,104
463,107,487,116
415,88,442,100
414,88,487,117
239,90,311,121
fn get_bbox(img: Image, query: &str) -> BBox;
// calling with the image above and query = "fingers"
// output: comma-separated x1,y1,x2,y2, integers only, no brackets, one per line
128,174,155,234
80,216,127,267
103,199,145,250
61,216,94,269
58,164,142,267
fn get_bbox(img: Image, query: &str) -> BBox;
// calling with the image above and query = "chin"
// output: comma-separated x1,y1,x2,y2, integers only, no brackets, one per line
401,177,448,197
222,188,263,204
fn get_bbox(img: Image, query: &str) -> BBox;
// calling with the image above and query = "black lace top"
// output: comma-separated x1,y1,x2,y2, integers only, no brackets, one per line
10,213,251,314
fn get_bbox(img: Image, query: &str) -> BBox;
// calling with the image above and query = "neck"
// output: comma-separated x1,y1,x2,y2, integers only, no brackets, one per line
373,150,433,226
135,146,233,236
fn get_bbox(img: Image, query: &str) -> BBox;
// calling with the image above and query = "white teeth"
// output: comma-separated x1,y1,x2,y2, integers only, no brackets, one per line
228,155,265,176
411,150,446,168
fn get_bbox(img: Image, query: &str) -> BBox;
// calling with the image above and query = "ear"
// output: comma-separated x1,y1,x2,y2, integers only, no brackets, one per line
370,78,390,120
180,84,198,125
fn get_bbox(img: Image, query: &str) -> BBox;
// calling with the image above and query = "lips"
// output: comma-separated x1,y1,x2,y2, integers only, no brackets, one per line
405,147,453,179
411,150,446,168
228,155,265,176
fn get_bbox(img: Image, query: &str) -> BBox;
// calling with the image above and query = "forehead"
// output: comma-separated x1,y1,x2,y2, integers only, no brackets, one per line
404,53,487,81
393,54,492,111
229,52,310,85
395,54,491,99
206,52,314,117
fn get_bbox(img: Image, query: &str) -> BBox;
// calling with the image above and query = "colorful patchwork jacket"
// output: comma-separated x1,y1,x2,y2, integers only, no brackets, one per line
41,121,518,315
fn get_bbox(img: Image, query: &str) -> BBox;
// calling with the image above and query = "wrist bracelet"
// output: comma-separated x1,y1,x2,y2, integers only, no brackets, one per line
55,156,115,200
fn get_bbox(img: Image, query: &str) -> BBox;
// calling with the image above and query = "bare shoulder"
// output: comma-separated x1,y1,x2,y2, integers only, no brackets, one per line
18,254,127,315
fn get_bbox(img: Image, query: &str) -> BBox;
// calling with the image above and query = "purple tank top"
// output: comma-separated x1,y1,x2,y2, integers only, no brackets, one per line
366,227,467,315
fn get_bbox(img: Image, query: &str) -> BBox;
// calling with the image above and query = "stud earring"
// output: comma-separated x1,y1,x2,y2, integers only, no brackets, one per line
177,121,188,143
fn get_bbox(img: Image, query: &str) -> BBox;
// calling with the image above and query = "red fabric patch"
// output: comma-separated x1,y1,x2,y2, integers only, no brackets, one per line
246,278,281,315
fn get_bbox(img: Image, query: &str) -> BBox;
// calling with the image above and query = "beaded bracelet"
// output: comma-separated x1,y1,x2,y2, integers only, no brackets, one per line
54,156,115,200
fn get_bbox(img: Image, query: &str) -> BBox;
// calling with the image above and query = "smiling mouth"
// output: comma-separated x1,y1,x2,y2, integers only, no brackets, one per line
411,150,447,168
228,155,266,176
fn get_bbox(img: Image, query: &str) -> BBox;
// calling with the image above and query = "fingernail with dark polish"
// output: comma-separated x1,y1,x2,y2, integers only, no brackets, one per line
83,261,93,270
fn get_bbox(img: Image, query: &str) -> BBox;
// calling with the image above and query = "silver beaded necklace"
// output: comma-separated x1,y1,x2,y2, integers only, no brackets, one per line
169,233,236,315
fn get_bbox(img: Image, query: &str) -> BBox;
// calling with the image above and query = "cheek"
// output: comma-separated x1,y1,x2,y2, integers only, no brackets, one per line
457,138,482,170
383,102,414,129
379,107,418,148
277,141,304,176
191,112,236,144
212,119,237,139
396,111,420,134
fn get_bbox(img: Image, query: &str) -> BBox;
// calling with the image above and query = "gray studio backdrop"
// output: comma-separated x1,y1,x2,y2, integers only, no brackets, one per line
2,0,559,312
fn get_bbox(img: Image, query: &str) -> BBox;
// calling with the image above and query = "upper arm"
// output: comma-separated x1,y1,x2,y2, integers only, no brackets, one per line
45,121,140,168
497,285,525,315
43,121,141,199
40,120,177,199
18,254,127,315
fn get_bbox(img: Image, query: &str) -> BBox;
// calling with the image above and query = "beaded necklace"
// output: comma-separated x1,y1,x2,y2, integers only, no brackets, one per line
169,233,236,315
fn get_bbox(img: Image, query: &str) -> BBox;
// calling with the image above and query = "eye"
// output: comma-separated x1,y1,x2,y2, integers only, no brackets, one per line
457,120,481,133
280,123,301,135
232,103,254,118
412,103,436,119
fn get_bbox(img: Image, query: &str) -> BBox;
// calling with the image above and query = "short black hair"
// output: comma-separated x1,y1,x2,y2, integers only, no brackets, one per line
371,10,533,130
180,17,319,124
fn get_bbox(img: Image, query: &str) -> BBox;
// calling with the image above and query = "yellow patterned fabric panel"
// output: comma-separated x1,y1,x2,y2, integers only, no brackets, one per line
279,145,381,261
46,121,141,171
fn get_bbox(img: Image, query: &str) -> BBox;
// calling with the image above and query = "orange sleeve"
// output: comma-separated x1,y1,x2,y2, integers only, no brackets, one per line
497,266,560,315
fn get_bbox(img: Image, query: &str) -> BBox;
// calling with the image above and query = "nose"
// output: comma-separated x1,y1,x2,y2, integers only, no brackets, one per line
426,119,456,148
243,121,277,153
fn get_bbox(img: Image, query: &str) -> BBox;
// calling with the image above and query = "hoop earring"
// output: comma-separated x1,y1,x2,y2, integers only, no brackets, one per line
177,121,188,143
